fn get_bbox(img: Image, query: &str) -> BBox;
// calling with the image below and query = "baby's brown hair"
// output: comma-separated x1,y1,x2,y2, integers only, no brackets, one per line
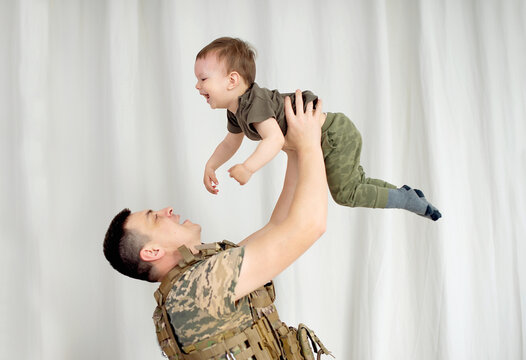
196,37,256,85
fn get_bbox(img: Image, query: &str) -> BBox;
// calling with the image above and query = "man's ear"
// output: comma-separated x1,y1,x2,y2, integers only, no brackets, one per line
227,71,241,90
139,246,166,262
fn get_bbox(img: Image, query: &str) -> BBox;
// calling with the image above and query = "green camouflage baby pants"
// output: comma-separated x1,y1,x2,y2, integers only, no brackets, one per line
321,112,396,208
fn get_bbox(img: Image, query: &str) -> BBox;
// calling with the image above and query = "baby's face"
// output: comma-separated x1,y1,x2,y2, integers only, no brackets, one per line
194,53,231,109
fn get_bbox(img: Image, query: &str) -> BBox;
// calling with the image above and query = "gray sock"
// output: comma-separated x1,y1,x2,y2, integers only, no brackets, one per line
414,188,442,221
386,185,428,215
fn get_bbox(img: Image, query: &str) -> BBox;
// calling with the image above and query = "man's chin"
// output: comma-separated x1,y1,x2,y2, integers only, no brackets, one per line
184,220,202,232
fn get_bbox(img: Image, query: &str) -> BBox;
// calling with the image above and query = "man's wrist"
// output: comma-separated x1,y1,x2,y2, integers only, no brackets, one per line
296,146,322,161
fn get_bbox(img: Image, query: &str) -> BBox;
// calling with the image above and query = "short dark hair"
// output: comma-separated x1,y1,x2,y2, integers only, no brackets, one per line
103,208,156,282
196,37,256,85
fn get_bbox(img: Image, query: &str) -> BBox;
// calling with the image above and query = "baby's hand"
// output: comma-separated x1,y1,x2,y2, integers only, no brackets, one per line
228,164,253,185
204,166,219,194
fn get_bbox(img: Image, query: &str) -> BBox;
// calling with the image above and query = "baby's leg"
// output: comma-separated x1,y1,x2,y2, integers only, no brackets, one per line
385,185,442,221
413,187,442,220
322,113,390,208
365,177,397,189
322,113,441,220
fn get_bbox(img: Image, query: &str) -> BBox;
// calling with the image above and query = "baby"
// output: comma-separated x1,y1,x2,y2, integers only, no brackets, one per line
194,37,441,221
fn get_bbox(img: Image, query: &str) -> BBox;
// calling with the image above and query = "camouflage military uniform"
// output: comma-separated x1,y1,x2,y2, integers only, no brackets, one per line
155,243,333,360
165,246,253,347
227,83,397,209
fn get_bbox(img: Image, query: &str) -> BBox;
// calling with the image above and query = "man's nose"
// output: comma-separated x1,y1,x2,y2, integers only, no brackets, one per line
159,207,173,217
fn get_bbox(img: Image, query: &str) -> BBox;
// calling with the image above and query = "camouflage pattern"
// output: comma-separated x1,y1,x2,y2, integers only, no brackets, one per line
322,112,397,208
165,247,253,347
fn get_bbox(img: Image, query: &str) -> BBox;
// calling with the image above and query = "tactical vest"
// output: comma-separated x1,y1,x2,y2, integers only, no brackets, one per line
153,241,333,360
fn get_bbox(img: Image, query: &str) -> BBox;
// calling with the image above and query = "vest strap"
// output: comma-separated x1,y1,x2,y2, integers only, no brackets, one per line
156,245,206,306
298,324,334,360
182,315,279,360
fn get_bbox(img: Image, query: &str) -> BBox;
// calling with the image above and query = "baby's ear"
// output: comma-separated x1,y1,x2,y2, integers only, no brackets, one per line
228,71,241,89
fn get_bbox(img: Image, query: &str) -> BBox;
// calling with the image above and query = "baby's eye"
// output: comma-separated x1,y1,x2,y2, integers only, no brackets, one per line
201,78,207,82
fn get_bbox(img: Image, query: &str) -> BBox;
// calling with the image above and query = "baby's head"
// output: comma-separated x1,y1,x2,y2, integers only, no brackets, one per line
195,37,256,109
197,37,256,84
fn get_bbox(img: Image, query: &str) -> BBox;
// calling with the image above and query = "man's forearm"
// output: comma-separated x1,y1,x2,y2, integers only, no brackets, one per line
235,143,326,297
269,151,298,225
240,151,298,246
285,146,327,236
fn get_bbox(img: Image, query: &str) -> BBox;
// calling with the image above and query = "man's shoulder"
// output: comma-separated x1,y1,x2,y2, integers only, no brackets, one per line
169,246,244,297
165,246,245,320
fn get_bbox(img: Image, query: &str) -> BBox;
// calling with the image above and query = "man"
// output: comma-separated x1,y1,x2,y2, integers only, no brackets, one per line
103,91,329,359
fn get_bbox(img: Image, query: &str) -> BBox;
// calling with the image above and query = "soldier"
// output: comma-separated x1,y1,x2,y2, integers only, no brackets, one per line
103,91,331,359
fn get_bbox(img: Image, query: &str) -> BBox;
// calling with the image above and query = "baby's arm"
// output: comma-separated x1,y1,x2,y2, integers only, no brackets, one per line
228,118,284,185
204,131,244,194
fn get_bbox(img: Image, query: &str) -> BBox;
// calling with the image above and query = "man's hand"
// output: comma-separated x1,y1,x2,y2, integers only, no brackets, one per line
284,90,323,152
228,163,253,185
203,166,219,194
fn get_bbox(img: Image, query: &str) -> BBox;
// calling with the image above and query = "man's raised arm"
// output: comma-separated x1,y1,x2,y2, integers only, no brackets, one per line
234,90,327,300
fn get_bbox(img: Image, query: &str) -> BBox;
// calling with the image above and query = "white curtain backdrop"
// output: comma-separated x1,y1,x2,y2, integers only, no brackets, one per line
2,0,525,359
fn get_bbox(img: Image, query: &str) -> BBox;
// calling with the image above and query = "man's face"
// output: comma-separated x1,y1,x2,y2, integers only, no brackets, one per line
125,207,202,250
194,53,231,109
